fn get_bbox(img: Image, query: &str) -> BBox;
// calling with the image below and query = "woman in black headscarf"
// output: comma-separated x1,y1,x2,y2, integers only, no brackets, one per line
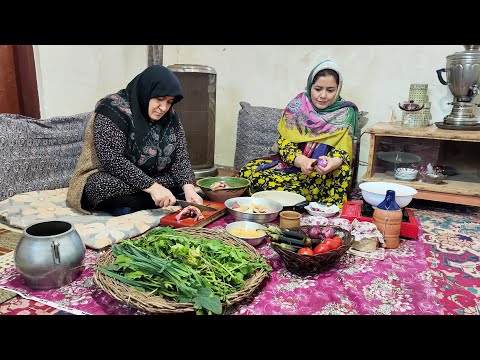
67,65,203,216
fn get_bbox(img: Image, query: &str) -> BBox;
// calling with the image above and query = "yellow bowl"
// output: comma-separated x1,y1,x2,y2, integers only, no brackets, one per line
225,221,266,247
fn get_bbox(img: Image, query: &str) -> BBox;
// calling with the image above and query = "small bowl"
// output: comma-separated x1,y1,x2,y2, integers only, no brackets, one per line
224,197,283,224
395,168,418,181
395,174,417,181
225,221,267,247
419,172,447,184
359,181,417,208
395,168,418,177
304,202,340,217
197,177,250,203
398,100,424,111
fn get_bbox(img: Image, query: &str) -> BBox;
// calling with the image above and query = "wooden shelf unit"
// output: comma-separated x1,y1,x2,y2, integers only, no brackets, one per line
363,122,480,207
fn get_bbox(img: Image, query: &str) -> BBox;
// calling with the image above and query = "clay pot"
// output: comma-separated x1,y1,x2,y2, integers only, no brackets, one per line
279,211,301,229
372,208,402,249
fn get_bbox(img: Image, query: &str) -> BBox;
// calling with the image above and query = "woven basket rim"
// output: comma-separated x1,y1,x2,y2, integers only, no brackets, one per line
271,225,353,276
93,227,270,314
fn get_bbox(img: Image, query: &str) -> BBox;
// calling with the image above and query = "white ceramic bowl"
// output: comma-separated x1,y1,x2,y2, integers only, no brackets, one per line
304,202,340,217
225,221,267,247
359,182,417,208
252,190,306,207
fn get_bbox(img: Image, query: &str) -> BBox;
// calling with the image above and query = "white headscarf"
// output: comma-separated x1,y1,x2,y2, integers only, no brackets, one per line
306,60,343,103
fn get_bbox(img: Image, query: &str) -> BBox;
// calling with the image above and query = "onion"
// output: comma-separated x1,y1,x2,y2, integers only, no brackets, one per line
321,226,335,239
317,158,327,167
307,226,323,239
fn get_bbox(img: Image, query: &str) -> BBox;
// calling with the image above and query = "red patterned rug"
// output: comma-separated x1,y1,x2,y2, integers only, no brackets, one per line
348,191,480,315
415,208,480,315
0,196,478,315
0,297,61,315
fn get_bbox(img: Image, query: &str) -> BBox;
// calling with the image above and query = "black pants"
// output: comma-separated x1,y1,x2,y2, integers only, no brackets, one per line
81,186,184,214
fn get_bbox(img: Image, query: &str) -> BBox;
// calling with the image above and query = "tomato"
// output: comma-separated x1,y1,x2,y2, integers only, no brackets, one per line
297,247,314,255
313,243,330,254
323,238,335,249
330,236,343,250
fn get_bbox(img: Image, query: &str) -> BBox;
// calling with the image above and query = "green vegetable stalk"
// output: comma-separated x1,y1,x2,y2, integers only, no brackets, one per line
96,227,271,315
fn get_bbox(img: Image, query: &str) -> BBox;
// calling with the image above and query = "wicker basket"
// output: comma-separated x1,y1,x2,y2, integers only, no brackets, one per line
93,228,270,314
271,225,353,276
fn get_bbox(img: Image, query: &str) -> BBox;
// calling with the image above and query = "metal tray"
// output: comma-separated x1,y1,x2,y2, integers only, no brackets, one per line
434,122,480,131
377,151,421,164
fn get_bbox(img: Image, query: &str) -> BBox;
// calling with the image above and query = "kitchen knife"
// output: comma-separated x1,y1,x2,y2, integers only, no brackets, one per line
176,199,217,212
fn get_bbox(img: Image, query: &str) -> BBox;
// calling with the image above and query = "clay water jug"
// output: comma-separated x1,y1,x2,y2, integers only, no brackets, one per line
372,190,402,249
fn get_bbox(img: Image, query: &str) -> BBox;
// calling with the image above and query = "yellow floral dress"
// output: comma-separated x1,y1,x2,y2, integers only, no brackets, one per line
238,134,352,208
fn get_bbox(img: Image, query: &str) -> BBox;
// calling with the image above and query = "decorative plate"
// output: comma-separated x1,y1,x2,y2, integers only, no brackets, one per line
304,202,340,217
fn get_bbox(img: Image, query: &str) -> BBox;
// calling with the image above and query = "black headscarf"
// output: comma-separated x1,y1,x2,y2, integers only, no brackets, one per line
95,65,184,176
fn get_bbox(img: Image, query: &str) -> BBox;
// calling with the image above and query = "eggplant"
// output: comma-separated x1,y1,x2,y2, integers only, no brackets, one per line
281,229,306,240
265,225,282,235
271,234,312,248
274,242,303,252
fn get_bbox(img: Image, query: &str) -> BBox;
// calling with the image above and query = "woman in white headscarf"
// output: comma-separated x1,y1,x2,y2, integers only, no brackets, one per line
239,60,359,208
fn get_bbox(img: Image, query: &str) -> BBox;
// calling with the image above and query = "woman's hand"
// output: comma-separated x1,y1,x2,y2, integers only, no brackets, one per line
183,184,204,204
144,183,176,208
294,154,317,175
314,156,343,176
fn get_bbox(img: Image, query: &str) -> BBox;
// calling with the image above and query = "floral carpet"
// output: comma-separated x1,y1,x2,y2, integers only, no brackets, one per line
414,208,480,315
0,200,478,315
230,240,441,315
0,298,65,315
0,250,143,315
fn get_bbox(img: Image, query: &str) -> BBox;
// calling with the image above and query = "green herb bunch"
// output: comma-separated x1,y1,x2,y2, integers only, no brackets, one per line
96,227,271,314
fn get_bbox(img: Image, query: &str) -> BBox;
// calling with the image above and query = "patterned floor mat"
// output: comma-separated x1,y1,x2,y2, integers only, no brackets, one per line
0,229,21,251
348,188,480,314
415,208,480,315
0,289,16,303
0,230,21,303
0,297,63,315
0,189,478,315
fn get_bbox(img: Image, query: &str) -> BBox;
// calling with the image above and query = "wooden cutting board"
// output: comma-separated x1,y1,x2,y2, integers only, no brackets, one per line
159,200,227,228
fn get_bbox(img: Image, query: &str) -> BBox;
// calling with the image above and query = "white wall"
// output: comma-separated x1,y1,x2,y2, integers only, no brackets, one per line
35,45,469,181
163,45,466,179
34,45,147,118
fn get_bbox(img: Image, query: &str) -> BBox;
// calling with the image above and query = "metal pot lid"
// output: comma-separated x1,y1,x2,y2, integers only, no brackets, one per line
377,151,421,164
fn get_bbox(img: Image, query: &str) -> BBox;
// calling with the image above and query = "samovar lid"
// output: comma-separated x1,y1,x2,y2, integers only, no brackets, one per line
447,45,480,60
